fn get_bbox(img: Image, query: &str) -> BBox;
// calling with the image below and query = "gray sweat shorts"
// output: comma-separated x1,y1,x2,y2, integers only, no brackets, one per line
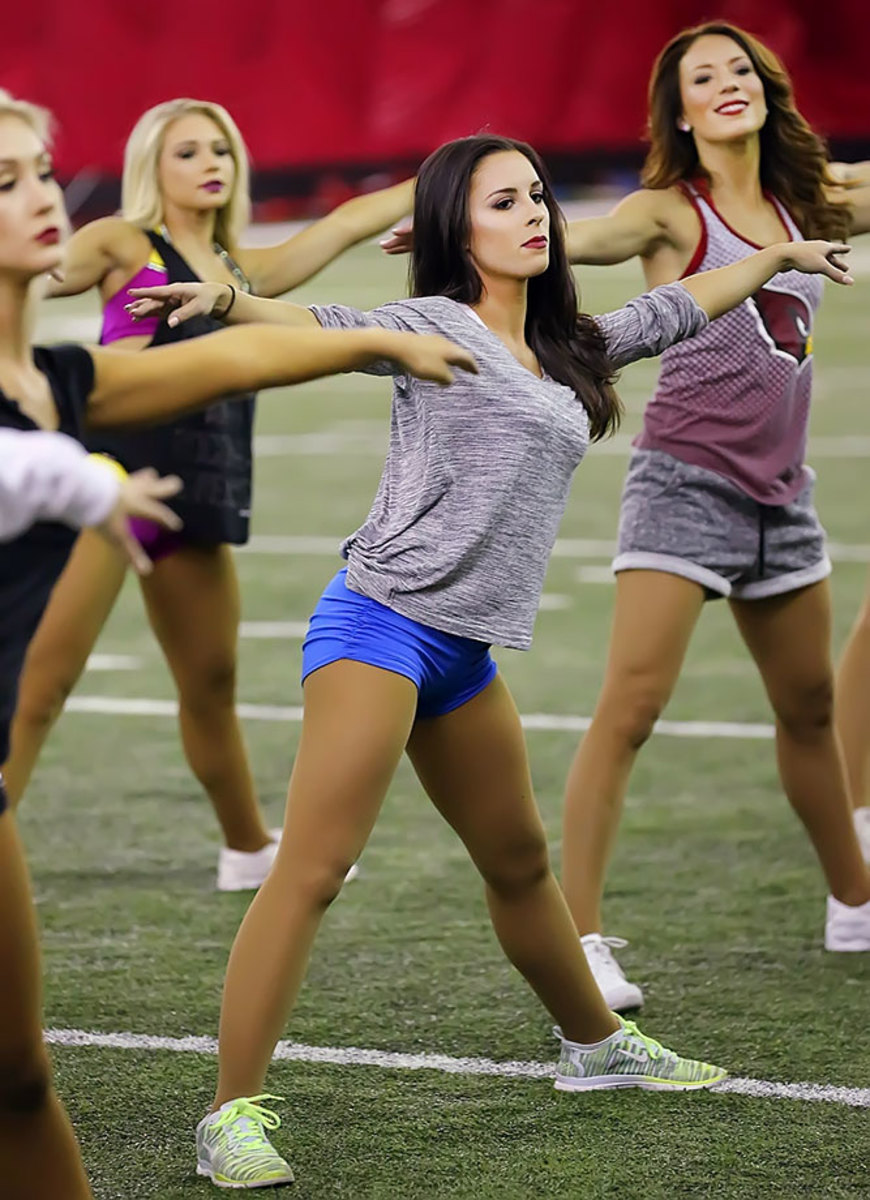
613,449,831,600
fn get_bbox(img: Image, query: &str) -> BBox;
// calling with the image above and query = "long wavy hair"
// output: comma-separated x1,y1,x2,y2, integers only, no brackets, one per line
121,99,251,250
641,22,848,240
411,135,621,441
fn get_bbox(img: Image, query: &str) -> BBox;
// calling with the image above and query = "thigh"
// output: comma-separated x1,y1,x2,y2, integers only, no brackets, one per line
597,569,706,703
406,674,547,877
730,580,834,710
275,660,419,876
17,530,127,696
139,543,240,688
0,812,43,1057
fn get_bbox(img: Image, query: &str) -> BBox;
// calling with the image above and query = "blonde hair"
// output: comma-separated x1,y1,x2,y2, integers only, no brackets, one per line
0,88,52,144
121,99,251,250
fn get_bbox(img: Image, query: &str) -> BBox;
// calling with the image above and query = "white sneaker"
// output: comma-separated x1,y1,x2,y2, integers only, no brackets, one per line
216,830,360,892
825,894,870,951
554,1018,726,1092
581,934,644,1012
854,807,870,864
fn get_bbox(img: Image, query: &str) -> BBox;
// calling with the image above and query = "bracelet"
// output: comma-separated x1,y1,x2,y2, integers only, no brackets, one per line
219,283,236,319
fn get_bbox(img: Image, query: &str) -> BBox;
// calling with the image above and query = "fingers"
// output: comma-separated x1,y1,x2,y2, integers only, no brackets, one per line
166,300,206,327
98,512,153,575
448,348,478,375
120,473,184,528
127,285,183,299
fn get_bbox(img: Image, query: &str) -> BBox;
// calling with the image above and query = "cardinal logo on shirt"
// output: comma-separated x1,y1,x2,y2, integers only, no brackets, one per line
747,286,814,363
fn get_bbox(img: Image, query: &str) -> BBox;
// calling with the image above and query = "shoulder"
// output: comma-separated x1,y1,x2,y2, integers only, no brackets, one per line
75,216,149,258
380,295,473,332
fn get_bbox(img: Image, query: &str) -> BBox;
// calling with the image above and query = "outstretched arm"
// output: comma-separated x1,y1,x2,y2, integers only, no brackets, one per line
235,178,415,297
47,218,146,298
825,165,870,237
681,240,852,319
598,240,852,369
0,430,181,573
125,282,318,328
85,324,476,429
380,188,676,265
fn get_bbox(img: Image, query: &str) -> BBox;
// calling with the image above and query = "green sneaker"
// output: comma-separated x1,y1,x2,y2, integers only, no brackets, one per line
554,1018,727,1092
196,1094,294,1189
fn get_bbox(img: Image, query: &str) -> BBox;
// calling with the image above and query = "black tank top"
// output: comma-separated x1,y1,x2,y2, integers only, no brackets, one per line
88,230,256,545
0,345,94,760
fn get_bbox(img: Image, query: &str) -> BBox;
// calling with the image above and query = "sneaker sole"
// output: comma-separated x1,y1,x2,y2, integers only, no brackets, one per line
196,1163,295,1188
601,989,644,1013
824,938,870,952
217,864,359,893
554,1070,727,1092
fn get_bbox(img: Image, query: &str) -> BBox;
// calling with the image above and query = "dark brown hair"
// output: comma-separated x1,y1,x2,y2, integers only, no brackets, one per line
641,22,848,239
411,135,621,441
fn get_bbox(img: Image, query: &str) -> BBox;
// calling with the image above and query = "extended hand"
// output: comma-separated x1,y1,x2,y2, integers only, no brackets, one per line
379,222,414,256
97,469,182,574
387,333,478,384
782,240,853,285
125,282,231,326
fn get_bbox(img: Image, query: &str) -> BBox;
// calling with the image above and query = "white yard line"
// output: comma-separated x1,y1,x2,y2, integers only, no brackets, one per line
64,694,776,739
239,621,310,639
42,1027,870,1109
238,534,870,565
250,431,870,460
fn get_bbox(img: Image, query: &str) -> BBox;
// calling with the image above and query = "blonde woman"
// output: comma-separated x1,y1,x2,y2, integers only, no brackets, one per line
0,86,468,1199
6,99,416,890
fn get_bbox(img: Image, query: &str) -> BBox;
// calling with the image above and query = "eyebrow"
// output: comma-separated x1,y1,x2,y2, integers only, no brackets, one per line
171,139,230,149
0,154,50,168
485,180,543,199
689,56,750,70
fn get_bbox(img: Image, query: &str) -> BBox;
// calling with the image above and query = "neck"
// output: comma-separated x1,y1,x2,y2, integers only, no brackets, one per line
472,274,529,344
695,134,763,202
161,201,219,249
0,275,39,367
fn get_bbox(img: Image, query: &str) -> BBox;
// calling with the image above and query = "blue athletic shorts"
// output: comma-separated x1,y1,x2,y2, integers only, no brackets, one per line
301,569,498,719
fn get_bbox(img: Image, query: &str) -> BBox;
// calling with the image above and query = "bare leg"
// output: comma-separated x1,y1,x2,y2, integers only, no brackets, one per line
140,544,270,852
407,675,618,1043
3,530,126,806
730,581,870,906
561,571,705,934
213,662,418,1105
834,571,870,811
0,811,93,1199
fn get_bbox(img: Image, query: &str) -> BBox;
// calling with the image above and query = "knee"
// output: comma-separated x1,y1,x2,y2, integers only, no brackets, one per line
596,681,668,751
15,666,76,731
284,857,355,912
0,1048,52,1116
773,676,835,738
480,831,551,898
178,654,238,712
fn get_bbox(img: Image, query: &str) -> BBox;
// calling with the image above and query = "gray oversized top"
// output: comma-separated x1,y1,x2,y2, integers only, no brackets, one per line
311,284,707,650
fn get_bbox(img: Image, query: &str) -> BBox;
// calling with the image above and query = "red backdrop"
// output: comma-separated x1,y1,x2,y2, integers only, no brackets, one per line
2,0,867,176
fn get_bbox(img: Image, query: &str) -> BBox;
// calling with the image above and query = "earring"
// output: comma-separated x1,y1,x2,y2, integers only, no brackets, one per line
678,119,691,133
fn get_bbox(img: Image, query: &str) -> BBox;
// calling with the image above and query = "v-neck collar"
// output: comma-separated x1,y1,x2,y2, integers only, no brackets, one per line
458,303,546,382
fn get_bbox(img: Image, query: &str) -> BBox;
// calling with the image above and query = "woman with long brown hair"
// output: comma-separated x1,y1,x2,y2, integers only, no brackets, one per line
127,129,853,1187
550,23,870,1008
5,98,415,890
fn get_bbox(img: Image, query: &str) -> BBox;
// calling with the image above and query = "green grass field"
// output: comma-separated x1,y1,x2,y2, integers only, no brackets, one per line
25,245,870,1198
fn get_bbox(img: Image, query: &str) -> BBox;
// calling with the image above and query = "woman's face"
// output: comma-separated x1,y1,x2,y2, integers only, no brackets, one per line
0,115,66,281
467,149,551,283
678,34,767,144
158,111,236,215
